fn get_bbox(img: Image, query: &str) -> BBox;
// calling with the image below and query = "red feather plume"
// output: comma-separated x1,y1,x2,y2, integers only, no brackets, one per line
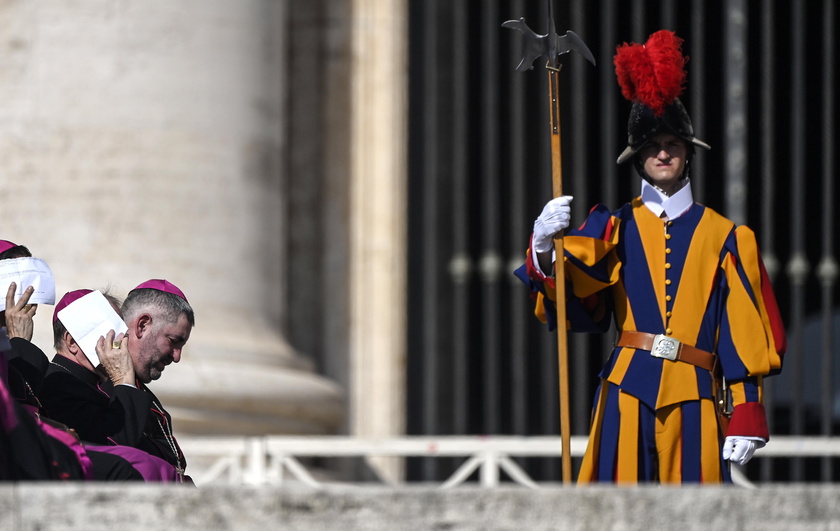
613,30,687,117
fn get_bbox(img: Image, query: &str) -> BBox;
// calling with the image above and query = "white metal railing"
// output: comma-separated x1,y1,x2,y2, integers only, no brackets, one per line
177,435,840,488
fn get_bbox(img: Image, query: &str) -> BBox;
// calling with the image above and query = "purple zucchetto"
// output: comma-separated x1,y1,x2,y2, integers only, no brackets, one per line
0,240,18,254
131,279,188,302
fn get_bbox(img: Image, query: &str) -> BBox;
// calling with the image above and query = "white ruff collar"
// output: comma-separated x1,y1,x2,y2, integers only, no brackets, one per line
640,179,694,220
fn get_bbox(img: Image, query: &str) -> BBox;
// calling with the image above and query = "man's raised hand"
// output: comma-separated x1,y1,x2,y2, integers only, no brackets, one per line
533,195,574,254
5,282,36,341
95,329,136,386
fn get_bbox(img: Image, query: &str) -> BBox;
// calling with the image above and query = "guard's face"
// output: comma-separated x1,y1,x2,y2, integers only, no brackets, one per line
639,132,688,192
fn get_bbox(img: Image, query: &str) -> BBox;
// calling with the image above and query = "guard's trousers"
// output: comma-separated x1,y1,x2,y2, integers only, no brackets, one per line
577,381,729,484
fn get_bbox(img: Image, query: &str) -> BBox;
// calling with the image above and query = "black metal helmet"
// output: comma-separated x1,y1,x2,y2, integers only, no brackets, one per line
613,30,710,168
616,98,710,164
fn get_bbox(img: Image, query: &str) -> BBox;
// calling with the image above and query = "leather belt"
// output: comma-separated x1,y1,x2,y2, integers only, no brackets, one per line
616,331,716,372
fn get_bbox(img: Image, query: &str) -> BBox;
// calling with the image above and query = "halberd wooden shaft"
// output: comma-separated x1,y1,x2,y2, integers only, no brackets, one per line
548,65,572,484
502,5,594,485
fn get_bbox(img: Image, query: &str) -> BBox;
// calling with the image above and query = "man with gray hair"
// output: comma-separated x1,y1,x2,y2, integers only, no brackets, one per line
118,279,195,385
40,279,195,482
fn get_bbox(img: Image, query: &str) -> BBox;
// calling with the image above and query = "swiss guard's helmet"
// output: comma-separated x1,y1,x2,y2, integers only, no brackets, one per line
613,30,710,166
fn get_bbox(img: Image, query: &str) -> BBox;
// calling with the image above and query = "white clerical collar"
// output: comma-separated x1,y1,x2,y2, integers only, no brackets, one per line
640,178,694,220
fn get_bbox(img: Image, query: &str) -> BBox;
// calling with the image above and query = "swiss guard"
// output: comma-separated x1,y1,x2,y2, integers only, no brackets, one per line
516,30,786,484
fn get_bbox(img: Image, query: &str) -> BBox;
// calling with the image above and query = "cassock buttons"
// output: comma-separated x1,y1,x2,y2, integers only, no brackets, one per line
665,328,673,335
666,311,672,318
665,248,672,254
665,295,672,301
665,233,672,240
665,263,671,269
665,279,672,286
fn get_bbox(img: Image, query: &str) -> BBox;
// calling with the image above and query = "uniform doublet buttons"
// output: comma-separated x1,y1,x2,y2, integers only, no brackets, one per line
664,222,674,324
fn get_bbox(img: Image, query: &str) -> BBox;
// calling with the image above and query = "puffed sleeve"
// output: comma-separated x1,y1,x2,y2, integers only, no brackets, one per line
515,203,619,333
718,226,786,439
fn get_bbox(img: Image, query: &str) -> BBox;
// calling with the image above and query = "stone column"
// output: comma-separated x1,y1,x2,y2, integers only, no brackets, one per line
349,0,408,481
0,1,343,436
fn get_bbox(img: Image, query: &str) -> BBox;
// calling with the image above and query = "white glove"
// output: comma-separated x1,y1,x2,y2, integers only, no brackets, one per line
533,195,573,253
722,436,765,466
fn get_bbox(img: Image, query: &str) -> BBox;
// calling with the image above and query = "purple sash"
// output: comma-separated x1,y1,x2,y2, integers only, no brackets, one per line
85,445,180,482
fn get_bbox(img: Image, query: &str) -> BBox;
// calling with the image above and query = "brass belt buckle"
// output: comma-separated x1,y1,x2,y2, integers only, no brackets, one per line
650,334,680,361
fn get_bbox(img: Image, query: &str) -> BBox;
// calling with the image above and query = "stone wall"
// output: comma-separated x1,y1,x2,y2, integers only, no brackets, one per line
1,484,839,530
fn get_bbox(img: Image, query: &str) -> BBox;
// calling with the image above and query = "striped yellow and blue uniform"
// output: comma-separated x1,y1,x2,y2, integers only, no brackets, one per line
516,198,786,484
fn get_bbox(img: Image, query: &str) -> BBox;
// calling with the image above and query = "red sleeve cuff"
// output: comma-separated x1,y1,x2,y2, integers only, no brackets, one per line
725,402,769,441
526,234,556,291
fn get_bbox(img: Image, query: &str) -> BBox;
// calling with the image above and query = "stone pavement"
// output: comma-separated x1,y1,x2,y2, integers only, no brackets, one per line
1,484,839,530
